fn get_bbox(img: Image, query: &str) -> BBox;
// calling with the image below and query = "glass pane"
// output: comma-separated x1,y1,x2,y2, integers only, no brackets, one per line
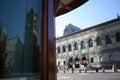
0,0,42,79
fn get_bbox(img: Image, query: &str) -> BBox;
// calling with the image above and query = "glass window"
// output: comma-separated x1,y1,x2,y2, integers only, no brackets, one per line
99,56,103,62
88,39,93,47
68,44,72,51
62,45,66,52
91,58,94,63
105,35,112,44
58,61,60,66
96,37,102,46
109,55,113,62
57,47,61,53
75,58,80,68
64,61,66,65
74,42,78,50
115,32,120,42
68,57,73,68
81,41,85,49
0,0,42,78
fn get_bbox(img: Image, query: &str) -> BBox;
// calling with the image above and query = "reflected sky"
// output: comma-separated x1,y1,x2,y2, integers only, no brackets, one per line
0,0,41,44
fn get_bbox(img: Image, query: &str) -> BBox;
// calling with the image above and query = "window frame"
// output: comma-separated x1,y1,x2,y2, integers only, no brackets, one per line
74,42,78,50
88,39,93,47
68,44,72,51
62,45,66,52
115,32,120,42
105,35,112,44
57,47,61,53
96,37,102,46
81,41,85,49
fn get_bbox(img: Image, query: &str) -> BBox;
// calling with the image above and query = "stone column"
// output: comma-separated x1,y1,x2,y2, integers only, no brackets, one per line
112,64,118,72
101,35,106,48
60,45,63,54
66,43,69,56
78,41,81,70
102,67,105,72
110,32,116,44
85,39,89,53
78,41,81,57
93,38,97,51
72,42,75,56
84,66,87,73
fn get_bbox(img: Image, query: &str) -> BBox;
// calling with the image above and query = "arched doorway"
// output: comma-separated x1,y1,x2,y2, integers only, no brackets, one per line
68,57,73,68
82,56,87,60
74,57,80,68
81,57,87,67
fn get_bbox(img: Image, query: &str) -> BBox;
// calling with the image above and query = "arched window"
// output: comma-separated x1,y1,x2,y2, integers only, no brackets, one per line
105,35,112,44
96,37,102,46
99,56,103,62
109,55,113,62
115,32,120,42
62,45,66,52
81,57,87,65
57,47,61,53
74,42,78,50
68,44,72,51
88,39,93,47
81,41,85,49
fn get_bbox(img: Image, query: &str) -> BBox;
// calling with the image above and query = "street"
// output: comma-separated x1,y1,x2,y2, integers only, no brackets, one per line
57,72,120,80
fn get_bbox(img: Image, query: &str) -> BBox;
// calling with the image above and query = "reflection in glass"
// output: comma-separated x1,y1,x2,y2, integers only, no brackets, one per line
0,0,42,79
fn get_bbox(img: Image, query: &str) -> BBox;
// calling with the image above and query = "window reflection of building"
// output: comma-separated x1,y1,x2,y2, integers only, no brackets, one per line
6,36,23,73
33,14,39,73
56,18,120,70
0,26,7,74
23,7,39,73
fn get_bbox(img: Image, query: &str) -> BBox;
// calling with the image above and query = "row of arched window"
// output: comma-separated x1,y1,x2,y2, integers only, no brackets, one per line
57,32,120,53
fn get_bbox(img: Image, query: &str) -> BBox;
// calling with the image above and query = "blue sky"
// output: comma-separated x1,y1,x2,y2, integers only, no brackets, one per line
55,0,120,37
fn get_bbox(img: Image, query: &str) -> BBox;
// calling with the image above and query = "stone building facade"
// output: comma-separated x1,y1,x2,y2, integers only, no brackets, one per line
56,18,120,70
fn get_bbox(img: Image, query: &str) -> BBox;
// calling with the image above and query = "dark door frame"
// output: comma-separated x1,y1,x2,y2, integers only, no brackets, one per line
41,0,56,80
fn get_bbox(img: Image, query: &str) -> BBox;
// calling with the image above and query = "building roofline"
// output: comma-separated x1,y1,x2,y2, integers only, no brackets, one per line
56,18,120,40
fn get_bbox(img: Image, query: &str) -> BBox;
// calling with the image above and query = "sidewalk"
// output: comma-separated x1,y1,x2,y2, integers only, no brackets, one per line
58,69,120,73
